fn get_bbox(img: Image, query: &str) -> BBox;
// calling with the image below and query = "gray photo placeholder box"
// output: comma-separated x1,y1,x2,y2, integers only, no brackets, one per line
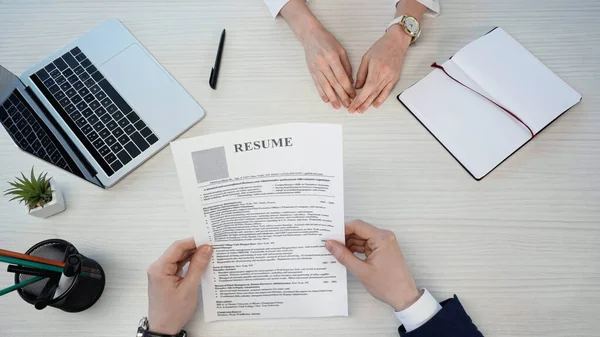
191,146,230,184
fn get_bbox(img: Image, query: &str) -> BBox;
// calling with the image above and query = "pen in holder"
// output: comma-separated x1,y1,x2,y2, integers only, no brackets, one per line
14,239,105,312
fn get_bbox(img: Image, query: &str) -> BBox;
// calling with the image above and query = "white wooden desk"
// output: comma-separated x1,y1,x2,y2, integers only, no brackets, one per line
1,1,599,336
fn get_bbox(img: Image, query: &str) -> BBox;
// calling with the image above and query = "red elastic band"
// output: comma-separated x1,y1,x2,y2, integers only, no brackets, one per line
431,62,535,138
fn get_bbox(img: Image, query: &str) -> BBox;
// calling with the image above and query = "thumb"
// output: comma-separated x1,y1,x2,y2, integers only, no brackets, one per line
326,240,369,278
183,244,212,289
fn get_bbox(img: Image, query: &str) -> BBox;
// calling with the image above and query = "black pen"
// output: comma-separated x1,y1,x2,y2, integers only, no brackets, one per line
209,29,226,90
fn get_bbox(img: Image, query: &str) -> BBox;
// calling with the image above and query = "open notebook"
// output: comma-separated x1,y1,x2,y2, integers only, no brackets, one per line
398,28,582,180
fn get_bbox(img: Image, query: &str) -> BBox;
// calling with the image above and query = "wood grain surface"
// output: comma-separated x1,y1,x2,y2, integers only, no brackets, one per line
0,0,599,336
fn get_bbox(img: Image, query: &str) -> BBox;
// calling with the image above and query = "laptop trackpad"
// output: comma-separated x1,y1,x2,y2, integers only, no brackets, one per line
99,44,176,137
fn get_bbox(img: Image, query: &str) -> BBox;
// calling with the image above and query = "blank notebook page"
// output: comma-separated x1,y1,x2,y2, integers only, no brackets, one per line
400,28,581,180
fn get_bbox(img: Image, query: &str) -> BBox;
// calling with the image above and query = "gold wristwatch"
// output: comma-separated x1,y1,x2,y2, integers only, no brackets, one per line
386,15,421,45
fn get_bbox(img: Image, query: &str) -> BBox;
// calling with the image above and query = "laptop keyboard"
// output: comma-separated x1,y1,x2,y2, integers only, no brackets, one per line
0,91,77,174
30,47,159,176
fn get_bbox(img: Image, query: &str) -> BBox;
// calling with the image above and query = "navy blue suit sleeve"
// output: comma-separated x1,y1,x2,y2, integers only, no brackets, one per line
398,295,484,337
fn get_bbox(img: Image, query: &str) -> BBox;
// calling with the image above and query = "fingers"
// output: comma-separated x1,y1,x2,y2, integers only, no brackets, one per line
325,240,370,278
331,56,355,101
161,238,197,264
355,53,370,89
349,82,374,113
311,73,328,103
339,50,354,89
373,81,395,108
323,67,351,108
316,72,340,109
358,82,387,113
345,219,380,240
182,244,213,289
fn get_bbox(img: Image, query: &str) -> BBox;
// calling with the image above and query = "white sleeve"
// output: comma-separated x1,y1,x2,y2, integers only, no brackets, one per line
395,0,440,16
264,0,303,18
394,289,443,332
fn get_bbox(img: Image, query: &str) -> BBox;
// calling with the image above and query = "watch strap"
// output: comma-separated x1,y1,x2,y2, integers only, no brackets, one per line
386,15,421,44
138,327,187,337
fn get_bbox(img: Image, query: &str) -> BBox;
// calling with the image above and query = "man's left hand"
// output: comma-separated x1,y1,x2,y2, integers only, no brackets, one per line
349,26,411,114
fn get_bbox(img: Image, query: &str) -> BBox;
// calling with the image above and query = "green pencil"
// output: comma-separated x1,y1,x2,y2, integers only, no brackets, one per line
0,276,44,297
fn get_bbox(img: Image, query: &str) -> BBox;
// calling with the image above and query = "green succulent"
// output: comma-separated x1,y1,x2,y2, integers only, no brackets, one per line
4,168,53,211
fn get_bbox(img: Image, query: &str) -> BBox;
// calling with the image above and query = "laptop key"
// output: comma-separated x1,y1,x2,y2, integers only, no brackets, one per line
96,107,107,116
60,82,71,91
124,142,141,158
105,153,117,164
65,104,77,114
49,85,60,94
62,53,78,68
91,71,104,82
81,108,93,118
73,81,84,90
112,128,124,137
124,124,136,135
84,94,95,103
81,59,92,68
100,114,112,124
63,68,74,78
45,63,56,72
99,128,111,139
87,131,99,142
130,132,150,152
111,142,123,153
75,53,86,62
43,78,55,88
66,88,77,97
68,75,79,84
71,95,82,104
118,118,130,128
90,85,100,94
105,135,117,146
107,104,118,114
134,120,146,130
74,66,85,76
106,120,118,130
81,124,93,134
84,78,95,87
54,58,68,71
49,69,61,78
76,101,87,111
89,100,101,111
55,91,66,100
37,69,50,81
98,145,110,157
76,117,87,127
78,88,90,97
116,149,132,165
55,76,66,85
110,160,123,172
95,91,107,100
79,72,91,81
92,138,105,149
93,121,104,131
88,115,100,125
50,151,61,163
87,65,98,74
117,134,130,144
70,111,82,120
71,47,82,55
59,97,71,107
140,127,153,138
146,134,158,145
101,97,112,107
125,112,140,124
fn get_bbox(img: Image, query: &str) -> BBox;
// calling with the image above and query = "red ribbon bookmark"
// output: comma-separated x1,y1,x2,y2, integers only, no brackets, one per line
430,62,535,138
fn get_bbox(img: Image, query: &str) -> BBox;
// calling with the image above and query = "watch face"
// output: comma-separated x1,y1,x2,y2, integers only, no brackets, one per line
403,16,420,35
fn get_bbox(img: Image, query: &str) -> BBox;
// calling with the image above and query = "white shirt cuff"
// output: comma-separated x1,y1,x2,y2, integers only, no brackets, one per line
264,0,309,18
395,0,441,17
395,288,442,332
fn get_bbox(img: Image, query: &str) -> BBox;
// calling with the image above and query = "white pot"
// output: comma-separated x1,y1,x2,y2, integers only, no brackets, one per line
28,179,66,219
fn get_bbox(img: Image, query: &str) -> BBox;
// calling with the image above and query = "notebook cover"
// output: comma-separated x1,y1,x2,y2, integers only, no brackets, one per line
397,27,582,180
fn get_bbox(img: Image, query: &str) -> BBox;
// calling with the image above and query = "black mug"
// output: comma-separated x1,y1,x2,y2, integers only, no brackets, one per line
14,239,106,312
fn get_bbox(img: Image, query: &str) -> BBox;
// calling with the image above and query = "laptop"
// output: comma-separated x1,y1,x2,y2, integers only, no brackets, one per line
0,19,205,188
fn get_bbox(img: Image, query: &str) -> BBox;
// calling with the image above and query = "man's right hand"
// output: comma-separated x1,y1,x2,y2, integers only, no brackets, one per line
281,0,355,109
326,220,421,312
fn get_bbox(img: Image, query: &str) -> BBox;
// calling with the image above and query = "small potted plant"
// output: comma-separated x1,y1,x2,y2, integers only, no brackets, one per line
4,168,66,218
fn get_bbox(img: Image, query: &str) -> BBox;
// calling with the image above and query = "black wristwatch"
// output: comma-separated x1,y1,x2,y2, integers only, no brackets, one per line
136,317,187,337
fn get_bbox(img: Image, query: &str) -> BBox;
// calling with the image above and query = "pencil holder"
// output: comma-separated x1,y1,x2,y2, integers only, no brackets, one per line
14,239,106,312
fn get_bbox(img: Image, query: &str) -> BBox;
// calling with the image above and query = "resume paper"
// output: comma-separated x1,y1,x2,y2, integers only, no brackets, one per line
171,123,348,322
